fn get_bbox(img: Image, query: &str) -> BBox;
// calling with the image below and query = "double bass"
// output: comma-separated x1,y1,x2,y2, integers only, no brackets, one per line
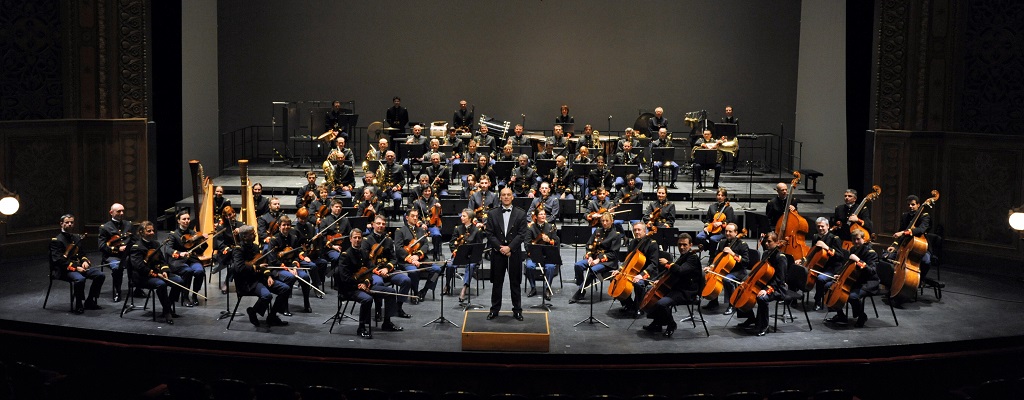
890,190,939,301
840,185,881,250
775,172,810,260
701,229,747,300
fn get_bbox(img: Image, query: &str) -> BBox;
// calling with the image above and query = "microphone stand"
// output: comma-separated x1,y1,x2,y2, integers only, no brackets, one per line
742,160,757,211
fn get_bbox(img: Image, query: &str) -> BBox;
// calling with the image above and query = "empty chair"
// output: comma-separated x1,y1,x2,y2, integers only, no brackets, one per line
348,387,389,400
254,382,296,400
210,378,253,400
168,376,211,400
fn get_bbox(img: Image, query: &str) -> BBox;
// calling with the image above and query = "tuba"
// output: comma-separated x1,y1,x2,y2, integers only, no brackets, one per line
363,145,378,173
718,138,738,157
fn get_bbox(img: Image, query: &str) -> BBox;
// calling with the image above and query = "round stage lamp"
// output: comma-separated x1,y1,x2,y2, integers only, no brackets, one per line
1010,211,1024,231
0,196,19,216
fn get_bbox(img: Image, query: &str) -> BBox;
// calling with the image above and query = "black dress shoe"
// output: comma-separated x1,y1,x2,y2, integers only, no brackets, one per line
854,313,868,328
544,293,552,301
280,311,293,317
183,300,196,308
642,324,663,333
357,325,373,339
486,311,498,320
527,289,537,298
669,184,678,189
133,288,147,298
702,300,719,309
396,310,412,318
663,322,677,337
73,304,85,315
757,326,770,336
302,306,312,313
814,301,824,311
84,300,102,310
163,314,174,325
246,307,260,326
267,316,289,326
825,314,848,324
722,306,735,315
113,293,121,303
513,312,524,321
737,318,756,328
381,322,404,331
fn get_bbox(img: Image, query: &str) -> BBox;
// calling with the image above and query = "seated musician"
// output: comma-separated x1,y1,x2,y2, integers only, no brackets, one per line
213,186,231,221
444,128,465,162
650,128,679,188
413,186,444,288
696,188,734,253
587,156,614,200
331,136,355,168
496,144,517,162
614,222,661,317
616,128,640,153
578,124,598,150
365,215,413,319
257,197,284,246
319,199,354,268
98,203,132,303
832,188,873,247
421,139,446,167
735,232,788,336
336,229,403,339
525,208,559,299
643,233,702,337
359,170,383,201
692,129,723,189
648,107,668,134
549,155,574,200
308,185,332,226
556,104,574,128
550,124,570,150
411,174,430,200
643,186,676,230
463,154,496,193
825,229,879,327
165,210,207,307
297,171,320,208
232,225,290,327
574,145,593,165
536,140,556,161
51,213,105,314
424,154,450,196
395,208,431,305
293,206,328,292
214,206,243,293
795,217,848,310
334,153,355,197
766,181,799,227
508,124,529,146
529,182,561,222
448,209,484,302
382,150,405,216
468,176,499,216
325,100,349,139
267,215,315,314
882,194,933,293
403,124,428,179
704,223,749,315
252,182,270,218
475,124,497,155
510,154,540,197
570,213,623,303
613,142,643,189
356,188,383,232
586,188,621,230
616,175,644,224
129,221,183,324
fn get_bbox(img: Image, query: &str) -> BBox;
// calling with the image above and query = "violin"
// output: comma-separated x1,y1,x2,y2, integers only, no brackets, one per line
890,190,939,301
362,195,378,218
775,172,810,260
729,241,783,313
64,233,88,260
403,233,429,259
608,236,652,300
531,223,554,245
180,231,210,250
428,203,442,227
245,250,272,269
705,202,729,235
276,246,304,266
701,228,747,300
647,206,663,233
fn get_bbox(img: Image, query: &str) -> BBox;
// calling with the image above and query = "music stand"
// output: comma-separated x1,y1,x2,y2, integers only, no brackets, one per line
612,165,640,179
742,160,757,211
493,161,516,183
559,225,592,262
456,243,485,311
620,203,643,224
650,147,674,185
526,244,560,311
512,197,533,211
424,248,468,328
574,262,609,328
535,159,556,177
692,149,717,196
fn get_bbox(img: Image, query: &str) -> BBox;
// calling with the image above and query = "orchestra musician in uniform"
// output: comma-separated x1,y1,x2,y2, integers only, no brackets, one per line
51,214,106,314
734,232,788,336
449,209,484,301
413,186,444,260
548,155,574,199
484,188,529,321
308,185,332,225
129,221,183,324
382,150,405,216
325,100,349,139
692,129,723,189
643,186,676,230
824,229,879,327
615,175,644,224
232,225,290,328
386,96,409,134
213,186,231,220
394,209,431,305
252,183,270,217
525,208,559,299
578,124,598,150
881,194,934,305
331,136,355,168
616,128,640,153
403,124,428,179
468,176,499,216
466,154,496,194
587,156,614,199
570,213,623,303
496,144,516,162
421,138,446,164
550,124,570,151
536,140,556,161
296,171,319,209
766,182,799,227
336,229,403,339
721,105,740,171
614,222,661,316
331,153,355,197
613,142,643,189
510,154,540,197
364,215,413,319
165,210,208,307
648,107,668,133
704,223,749,315
98,203,132,302
475,124,497,156
643,233,703,337
508,124,529,146
424,154,450,196
266,215,315,313
444,128,465,162
257,197,283,245
320,199,354,268
650,128,679,188
586,188,621,230
453,100,474,131
412,174,431,200
555,104,574,129
796,217,848,311
214,206,243,294
696,188,734,253
832,189,873,244
293,206,327,292
529,182,561,222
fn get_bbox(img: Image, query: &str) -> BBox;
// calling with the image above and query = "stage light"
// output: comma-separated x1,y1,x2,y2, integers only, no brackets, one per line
1010,206,1024,231
0,181,18,219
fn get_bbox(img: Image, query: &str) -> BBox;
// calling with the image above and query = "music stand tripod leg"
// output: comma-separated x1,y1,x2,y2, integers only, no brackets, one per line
425,262,459,327
573,266,609,327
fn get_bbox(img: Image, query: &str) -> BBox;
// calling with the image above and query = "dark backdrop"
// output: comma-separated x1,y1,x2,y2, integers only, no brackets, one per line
217,0,801,140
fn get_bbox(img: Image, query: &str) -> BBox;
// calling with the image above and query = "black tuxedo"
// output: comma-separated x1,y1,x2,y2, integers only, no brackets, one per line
484,205,528,313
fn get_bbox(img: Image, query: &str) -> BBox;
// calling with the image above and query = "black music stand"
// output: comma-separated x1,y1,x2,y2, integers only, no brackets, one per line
493,161,516,184
574,262,610,328
513,145,533,158
742,160,757,211
536,159,556,177
650,147,674,185
620,203,643,224
526,244,560,311
653,227,680,255
559,225,593,263
425,248,471,328
455,243,485,311
612,165,641,180
512,197,533,211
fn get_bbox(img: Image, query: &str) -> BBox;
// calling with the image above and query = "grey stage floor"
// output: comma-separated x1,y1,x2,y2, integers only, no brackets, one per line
3,240,1024,357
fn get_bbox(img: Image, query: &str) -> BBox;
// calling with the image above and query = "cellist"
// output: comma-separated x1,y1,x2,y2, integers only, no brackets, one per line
824,229,879,327
704,223,749,315
696,188,733,255
613,222,661,317
795,217,848,311
735,232,788,337
643,234,703,337
570,213,623,303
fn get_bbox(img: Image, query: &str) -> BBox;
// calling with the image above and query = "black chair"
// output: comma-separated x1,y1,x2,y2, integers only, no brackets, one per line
679,292,711,337
302,385,345,400
226,288,261,330
42,271,75,312
766,389,807,400
209,378,252,400
348,387,389,400
393,389,433,400
444,391,482,400
327,294,359,334
254,382,296,400
919,233,944,299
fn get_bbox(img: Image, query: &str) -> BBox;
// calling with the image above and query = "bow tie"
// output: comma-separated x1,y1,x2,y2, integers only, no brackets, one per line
502,208,512,213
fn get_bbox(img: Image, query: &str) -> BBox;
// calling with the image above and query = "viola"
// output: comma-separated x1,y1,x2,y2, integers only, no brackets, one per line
775,171,810,260
608,236,652,300
362,196,378,218
180,231,209,250
64,233,88,260
245,250,271,268
701,229,747,300
730,241,784,312
705,202,729,235
276,246,303,265
106,234,128,252
891,190,939,301
646,207,662,234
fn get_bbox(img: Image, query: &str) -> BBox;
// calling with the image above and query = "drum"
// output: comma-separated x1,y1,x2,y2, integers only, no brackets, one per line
430,121,448,138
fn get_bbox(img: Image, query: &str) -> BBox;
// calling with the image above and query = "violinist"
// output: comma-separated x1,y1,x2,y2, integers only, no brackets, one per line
644,186,676,230
692,129,723,189
613,142,643,189
232,225,290,328
356,187,383,225
696,188,733,253
586,188,619,230
614,222,661,317
395,209,431,305
831,188,873,244
50,214,105,314
548,156,574,199
735,232,788,336
824,229,879,327
424,153,450,196
796,217,847,311
214,206,244,294
484,188,529,321
98,203,133,302
466,154,496,193
319,200,353,267
525,208,559,299
882,194,933,291
643,234,703,337
251,182,270,218
704,223,749,315
165,210,207,307
129,221,183,324
364,215,413,319
212,185,231,221
336,229,403,339
331,153,355,197
382,150,405,216
308,185,332,225
257,197,283,245
267,216,315,314
650,128,678,188
570,213,623,303
293,206,328,292
296,171,319,208
447,209,484,301
615,175,643,205
468,176,498,215
529,182,561,222
766,182,799,227
413,185,444,260
587,156,614,199
510,154,539,198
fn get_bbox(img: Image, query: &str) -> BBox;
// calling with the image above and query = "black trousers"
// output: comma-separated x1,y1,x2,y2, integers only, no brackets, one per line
490,253,523,313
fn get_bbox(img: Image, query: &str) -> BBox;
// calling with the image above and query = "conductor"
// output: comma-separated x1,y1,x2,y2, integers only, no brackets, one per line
485,187,529,321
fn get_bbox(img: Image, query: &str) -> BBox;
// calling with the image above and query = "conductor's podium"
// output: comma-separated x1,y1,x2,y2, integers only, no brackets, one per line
461,311,550,352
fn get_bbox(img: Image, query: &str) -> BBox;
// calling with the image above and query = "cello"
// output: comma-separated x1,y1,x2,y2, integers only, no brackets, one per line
608,236,653,301
729,243,782,313
700,229,747,300
640,245,701,312
775,171,810,260
841,185,881,250
824,257,864,309
799,244,833,292
890,190,939,301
